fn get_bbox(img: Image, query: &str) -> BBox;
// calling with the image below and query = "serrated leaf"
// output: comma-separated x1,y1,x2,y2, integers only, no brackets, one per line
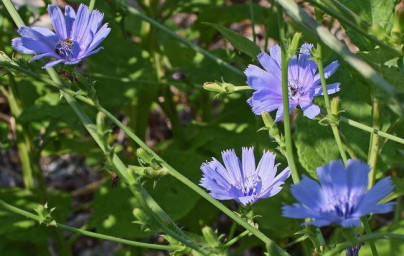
203,22,261,58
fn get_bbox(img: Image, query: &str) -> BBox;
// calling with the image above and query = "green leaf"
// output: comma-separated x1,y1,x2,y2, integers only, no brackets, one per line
90,182,154,239
340,0,395,50
203,22,261,58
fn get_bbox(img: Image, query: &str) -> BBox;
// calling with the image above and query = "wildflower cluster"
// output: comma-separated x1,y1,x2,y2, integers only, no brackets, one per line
7,2,399,256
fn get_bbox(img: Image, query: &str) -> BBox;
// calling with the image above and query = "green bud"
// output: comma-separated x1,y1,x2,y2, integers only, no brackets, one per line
392,0,404,39
136,148,157,168
392,1,404,44
202,226,221,249
287,32,302,60
132,208,150,225
34,203,56,227
203,80,236,94
331,97,341,116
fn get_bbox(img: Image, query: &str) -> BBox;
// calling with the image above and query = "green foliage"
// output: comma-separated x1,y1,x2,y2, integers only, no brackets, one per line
1,0,404,255
204,22,261,58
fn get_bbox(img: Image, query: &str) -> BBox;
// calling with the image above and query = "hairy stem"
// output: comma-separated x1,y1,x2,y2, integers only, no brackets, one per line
277,4,300,184
315,43,348,166
368,97,380,188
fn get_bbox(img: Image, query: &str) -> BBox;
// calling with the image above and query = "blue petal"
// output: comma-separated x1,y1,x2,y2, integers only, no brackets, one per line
257,52,281,81
42,59,64,69
259,167,290,198
222,149,243,184
12,37,51,54
290,175,325,209
313,60,340,84
256,151,277,188
81,9,104,49
341,218,361,228
301,103,320,119
29,52,58,62
355,177,394,216
269,45,281,68
247,91,282,115
242,147,256,178
244,64,282,94
86,23,111,53
71,4,90,42
313,82,340,96
64,5,76,37
316,159,347,203
16,26,56,51
346,159,369,203
200,160,232,189
282,203,321,219
76,47,103,60
238,195,256,205
48,4,67,39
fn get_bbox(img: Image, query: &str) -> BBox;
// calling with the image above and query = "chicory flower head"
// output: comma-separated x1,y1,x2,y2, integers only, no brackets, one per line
200,147,290,205
282,159,394,227
12,4,110,68
246,43,340,122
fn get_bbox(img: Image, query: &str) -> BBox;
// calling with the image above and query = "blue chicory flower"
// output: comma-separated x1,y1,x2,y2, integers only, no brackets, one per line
282,159,394,227
12,4,110,68
246,43,340,122
200,147,290,205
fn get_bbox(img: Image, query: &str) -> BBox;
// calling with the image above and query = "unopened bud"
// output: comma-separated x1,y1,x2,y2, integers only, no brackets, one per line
393,0,404,37
203,81,236,94
202,226,220,249
287,32,302,60
133,208,150,225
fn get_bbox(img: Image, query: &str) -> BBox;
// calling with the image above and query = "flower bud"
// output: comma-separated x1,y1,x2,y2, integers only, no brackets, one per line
133,208,150,225
392,0,404,39
287,32,302,60
202,226,220,249
203,81,236,94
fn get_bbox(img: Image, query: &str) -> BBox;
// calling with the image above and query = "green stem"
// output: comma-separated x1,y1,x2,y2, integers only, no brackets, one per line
368,97,380,188
2,0,24,27
224,230,250,248
0,199,180,251
227,222,238,241
88,0,96,12
362,217,379,256
153,52,184,144
339,117,404,145
249,0,257,43
277,4,300,184
1,80,34,190
315,43,348,166
127,6,243,76
323,233,404,256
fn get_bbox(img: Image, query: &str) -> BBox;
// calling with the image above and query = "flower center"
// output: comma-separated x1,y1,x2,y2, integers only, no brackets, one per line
332,196,356,218
236,175,261,196
55,38,74,61
288,79,304,100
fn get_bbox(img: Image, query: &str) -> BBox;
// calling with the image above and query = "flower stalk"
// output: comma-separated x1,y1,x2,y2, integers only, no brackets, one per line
314,42,348,166
277,4,300,184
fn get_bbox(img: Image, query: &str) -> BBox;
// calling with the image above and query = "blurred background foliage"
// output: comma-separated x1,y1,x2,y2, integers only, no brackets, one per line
1,0,404,255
